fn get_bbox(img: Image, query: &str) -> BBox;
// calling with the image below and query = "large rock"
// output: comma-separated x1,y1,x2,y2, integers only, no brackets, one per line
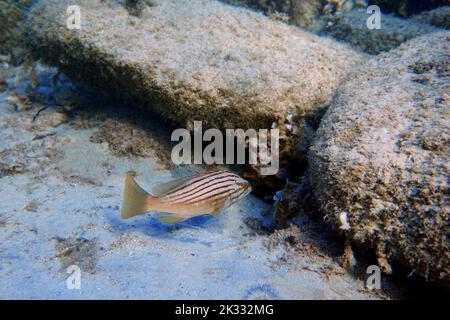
308,32,449,281
25,0,365,130
325,9,440,54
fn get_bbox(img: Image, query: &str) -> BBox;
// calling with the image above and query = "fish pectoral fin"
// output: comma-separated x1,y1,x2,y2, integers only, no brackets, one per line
156,212,187,225
152,175,198,197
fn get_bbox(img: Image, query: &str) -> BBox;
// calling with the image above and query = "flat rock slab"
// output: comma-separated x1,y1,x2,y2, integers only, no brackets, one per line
26,0,365,130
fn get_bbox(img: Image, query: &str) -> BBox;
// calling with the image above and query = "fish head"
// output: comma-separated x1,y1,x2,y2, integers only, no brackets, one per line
220,177,252,210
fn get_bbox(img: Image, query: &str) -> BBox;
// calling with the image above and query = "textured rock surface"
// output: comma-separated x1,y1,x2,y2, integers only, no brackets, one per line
308,32,449,281
325,9,440,54
412,6,450,29
25,0,364,130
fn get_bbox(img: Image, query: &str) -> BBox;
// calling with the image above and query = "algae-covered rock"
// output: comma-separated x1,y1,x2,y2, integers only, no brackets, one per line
412,6,450,30
325,9,440,54
0,0,36,54
308,32,450,281
25,0,364,131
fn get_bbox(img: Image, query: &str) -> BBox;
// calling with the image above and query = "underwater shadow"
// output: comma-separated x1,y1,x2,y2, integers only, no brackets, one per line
103,207,215,247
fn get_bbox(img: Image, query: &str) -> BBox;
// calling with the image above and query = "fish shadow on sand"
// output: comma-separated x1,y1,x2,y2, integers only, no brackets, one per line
103,208,216,246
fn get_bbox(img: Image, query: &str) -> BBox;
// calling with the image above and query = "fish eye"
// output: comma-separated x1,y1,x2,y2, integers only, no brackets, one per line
238,180,249,188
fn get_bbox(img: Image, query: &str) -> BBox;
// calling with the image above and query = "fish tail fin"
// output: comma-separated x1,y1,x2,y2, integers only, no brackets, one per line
121,173,155,219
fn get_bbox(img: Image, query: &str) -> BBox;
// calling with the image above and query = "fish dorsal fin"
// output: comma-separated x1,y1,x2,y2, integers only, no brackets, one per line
152,175,196,197
156,212,187,225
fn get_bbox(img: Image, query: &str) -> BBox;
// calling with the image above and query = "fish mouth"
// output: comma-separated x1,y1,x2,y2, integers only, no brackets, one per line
239,180,250,189
242,182,252,195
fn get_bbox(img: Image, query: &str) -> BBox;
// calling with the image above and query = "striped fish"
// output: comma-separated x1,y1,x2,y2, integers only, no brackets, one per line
121,170,252,224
